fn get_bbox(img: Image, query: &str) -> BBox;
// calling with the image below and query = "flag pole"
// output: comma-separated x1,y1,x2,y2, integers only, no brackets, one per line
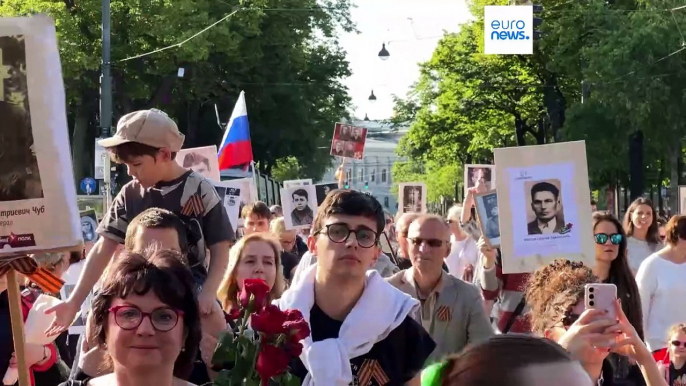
251,160,258,201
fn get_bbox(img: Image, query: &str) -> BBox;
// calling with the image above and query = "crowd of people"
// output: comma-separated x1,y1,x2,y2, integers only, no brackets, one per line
1,108,685,386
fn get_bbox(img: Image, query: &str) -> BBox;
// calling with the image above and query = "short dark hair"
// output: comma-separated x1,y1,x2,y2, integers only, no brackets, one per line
292,189,309,201
125,208,188,255
182,152,209,170
531,182,559,201
109,142,177,164
313,190,385,235
666,215,686,246
90,249,200,380
439,335,573,385
241,201,271,220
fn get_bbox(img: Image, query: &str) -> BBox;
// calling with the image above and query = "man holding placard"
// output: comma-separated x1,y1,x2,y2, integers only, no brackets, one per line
45,109,234,336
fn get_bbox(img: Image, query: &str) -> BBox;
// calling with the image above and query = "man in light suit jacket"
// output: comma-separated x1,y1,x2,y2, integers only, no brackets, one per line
387,214,494,361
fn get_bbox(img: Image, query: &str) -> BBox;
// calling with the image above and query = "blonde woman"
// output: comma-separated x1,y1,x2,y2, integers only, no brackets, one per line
216,233,286,313
269,217,301,282
657,324,686,385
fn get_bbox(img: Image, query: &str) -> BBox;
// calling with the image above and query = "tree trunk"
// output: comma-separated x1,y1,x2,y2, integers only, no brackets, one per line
669,143,680,217
71,105,89,189
628,131,644,200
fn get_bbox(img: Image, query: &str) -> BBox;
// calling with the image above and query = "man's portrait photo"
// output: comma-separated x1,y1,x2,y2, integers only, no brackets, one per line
331,140,345,157
399,183,426,214
176,146,221,181
525,179,565,235
351,126,365,143
344,142,355,158
475,191,500,246
0,35,44,202
282,184,317,230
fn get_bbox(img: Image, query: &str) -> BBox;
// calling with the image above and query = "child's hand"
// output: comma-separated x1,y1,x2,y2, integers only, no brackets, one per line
198,290,217,315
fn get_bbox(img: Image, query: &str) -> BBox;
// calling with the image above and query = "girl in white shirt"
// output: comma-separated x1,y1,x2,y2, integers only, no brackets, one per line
624,197,661,274
445,206,478,281
637,215,686,352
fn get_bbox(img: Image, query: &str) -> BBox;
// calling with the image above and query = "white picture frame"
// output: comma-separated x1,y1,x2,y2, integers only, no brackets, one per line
474,190,501,247
281,184,318,230
398,183,427,214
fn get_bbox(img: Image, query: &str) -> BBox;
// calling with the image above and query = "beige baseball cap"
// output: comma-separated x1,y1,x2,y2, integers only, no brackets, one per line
98,109,185,152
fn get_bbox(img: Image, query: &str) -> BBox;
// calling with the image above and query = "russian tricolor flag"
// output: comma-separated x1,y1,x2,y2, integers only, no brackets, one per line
218,91,254,170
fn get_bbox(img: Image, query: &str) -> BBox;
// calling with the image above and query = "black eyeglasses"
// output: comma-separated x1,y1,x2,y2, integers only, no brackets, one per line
315,223,378,248
409,238,447,248
672,340,686,347
594,233,623,245
109,305,183,332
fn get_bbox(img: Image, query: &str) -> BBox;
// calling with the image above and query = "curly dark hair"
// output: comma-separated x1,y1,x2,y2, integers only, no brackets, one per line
525,259,598,334
90,249,200,379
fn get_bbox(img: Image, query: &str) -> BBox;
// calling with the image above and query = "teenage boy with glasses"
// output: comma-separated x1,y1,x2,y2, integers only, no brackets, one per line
277,190,435,385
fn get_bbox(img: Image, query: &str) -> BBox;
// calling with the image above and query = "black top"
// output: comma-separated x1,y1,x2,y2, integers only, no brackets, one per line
0,292,14,383
281,251,300,281
291,304,436,385
669,363,686,386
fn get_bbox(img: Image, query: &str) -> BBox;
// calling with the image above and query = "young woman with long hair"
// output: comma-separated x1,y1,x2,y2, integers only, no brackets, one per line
593,211,646,384
623,198,661,274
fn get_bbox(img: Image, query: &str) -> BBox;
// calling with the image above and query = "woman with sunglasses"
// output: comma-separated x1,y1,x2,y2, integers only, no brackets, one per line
525,259,665,386
593,212,646,385
637,215,686,354
59,249,201,386
657,324,686,385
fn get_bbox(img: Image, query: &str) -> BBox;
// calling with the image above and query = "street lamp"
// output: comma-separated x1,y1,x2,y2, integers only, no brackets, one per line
368,90,377,102
378,43,390,60
364,113,370,121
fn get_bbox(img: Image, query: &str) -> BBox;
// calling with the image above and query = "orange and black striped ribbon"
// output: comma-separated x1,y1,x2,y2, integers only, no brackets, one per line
436,305,452,322
358,359,390,386
0,256,64,294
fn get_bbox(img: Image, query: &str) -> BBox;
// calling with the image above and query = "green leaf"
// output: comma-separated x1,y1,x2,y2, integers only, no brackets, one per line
212,331,238,365
282,372,301,386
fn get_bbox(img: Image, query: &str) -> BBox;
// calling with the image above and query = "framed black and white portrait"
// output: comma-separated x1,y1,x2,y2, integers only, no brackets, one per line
474,190,500,247
281,184,318,230
398,183,427,214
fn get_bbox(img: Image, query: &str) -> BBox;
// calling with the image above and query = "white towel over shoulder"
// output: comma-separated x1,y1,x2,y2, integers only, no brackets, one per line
275,263,419,386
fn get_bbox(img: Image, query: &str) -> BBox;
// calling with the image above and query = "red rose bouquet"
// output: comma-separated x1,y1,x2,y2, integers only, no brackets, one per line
212,278,310,386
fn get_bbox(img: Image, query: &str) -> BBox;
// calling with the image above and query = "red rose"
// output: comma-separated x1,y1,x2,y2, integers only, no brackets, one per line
239,278,270,312
284,319,310,342
224,306,241,322
251,305,288,336
285,340,303,357
255,343,290,385
283,309,304,322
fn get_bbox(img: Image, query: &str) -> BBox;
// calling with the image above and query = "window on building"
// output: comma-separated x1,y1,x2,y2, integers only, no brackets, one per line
384,197,389,208
371,169,376,182
346,170,351,184
381,169,387,183
358,169,363,182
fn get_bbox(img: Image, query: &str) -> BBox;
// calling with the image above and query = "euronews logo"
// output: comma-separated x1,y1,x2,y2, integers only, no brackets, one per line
490,20,529,41
484,5,533,55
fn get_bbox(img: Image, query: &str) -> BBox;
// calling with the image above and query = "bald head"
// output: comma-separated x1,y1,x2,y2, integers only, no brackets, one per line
408,214,451,240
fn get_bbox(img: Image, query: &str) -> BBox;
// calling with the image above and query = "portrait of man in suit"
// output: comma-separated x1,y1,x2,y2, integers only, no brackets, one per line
527,181,564,235
331,140,345,156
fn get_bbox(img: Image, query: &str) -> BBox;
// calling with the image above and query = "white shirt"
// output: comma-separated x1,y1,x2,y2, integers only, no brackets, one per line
538,217,557,234
445,234,478,280
627,237,657,273
636,252,686,351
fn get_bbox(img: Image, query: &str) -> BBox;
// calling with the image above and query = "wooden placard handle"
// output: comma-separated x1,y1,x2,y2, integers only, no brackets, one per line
7,269,30,386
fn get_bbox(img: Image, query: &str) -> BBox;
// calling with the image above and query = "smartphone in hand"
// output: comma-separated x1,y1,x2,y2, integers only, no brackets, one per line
584,283,617,320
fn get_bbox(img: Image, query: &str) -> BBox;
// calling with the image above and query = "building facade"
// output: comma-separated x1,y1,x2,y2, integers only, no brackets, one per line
318,119,408,214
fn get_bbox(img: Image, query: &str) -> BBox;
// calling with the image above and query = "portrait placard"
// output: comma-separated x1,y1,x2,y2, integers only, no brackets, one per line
398,183,427,214
281,185,318,230
330,123,368,160
315,183,338,206
176,146,221,182
464,164,496,197
494,141,594,274
0,16,81,253
283,179,313,189
214,179,257,233
474,190,500,247
679,186,686,215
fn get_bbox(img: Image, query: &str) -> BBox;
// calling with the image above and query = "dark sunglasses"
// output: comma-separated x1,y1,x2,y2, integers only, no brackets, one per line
409,238,446,248
672,340,686,347
594,233,623,245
